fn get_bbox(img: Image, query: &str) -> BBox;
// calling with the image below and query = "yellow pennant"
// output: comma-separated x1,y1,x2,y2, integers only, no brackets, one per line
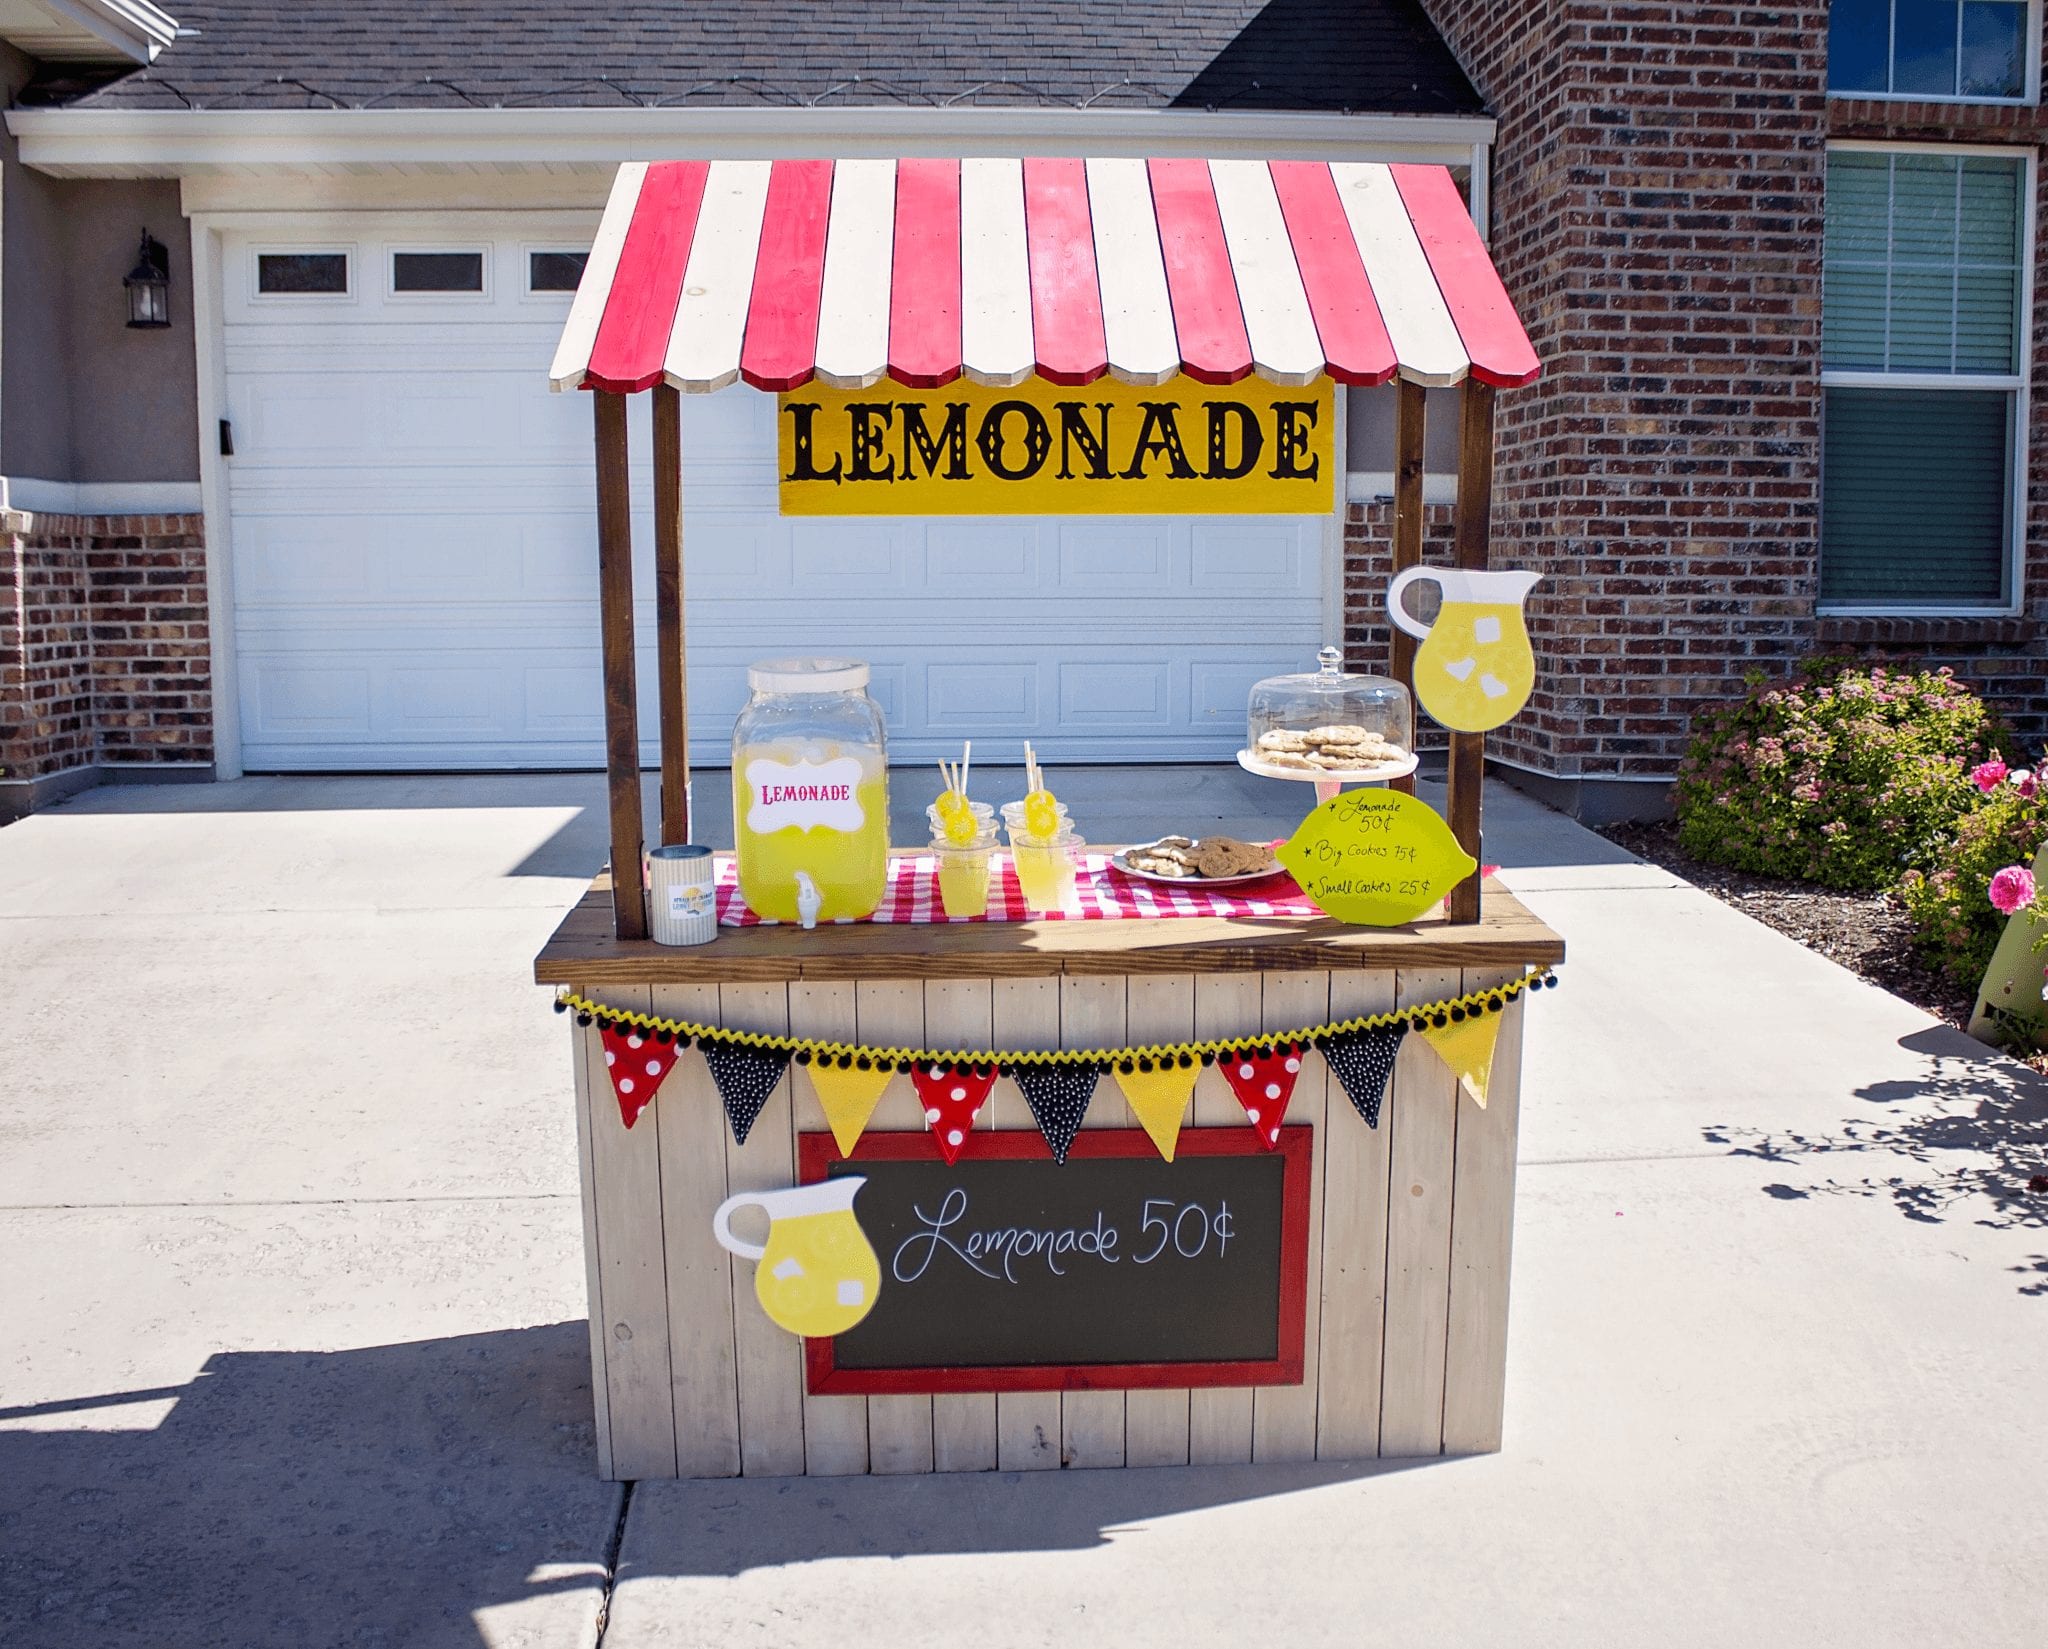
1114,1063,1200,1161
1420,1012,1504,1108
806,1061,894,1156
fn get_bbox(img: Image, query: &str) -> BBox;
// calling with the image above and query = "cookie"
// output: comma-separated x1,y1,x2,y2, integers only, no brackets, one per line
1258,750,1321,771
1306,724,1376,746
1192,836,1275,878
1129,853,1195,878
1256,729,1314,753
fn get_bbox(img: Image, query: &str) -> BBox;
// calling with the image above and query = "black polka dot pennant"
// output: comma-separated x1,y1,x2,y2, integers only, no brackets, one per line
1325,1024,1406,1129
701,1039,793,1145
1011,1063,1099,1164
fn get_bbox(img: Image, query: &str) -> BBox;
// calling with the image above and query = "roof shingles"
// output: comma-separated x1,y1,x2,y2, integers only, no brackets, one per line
38,1,1482,116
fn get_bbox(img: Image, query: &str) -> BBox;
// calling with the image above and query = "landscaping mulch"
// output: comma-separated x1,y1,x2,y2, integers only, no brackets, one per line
1598,820,1978,1031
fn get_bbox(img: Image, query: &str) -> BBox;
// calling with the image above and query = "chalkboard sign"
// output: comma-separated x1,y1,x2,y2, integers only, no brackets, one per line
799,1128,1310,1394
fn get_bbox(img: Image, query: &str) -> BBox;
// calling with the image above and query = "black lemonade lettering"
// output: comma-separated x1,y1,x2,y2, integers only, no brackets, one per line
782,401,843,483
1204,401,1264,479
1121,401,1198,479
976,400,1053,479
1268,399,1320,480
845,402,897,481
900,401,971,479
1053,401,1116,479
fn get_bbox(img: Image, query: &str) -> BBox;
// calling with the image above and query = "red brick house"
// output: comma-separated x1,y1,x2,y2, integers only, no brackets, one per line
3,2,2044,823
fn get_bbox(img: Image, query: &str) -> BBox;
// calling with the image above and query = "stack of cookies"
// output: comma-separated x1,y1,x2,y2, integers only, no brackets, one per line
1253,723,1409,772
1123,835,1277,880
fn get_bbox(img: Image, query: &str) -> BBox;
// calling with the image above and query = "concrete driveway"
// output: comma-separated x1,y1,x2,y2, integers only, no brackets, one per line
2,771,2044,1648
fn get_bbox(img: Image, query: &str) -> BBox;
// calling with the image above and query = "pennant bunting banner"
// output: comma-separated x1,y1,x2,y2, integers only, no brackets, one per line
1324,1024,1406,1129
912,1062,999,1164
1011,1062,1100,1163
803,1056,894,1157
600,1021,682,1129
702,1039,793,1144
1114,1059,1201,1162
557,968,1558,1153
1419,1009,1504,1108
1220,1042,1305,1149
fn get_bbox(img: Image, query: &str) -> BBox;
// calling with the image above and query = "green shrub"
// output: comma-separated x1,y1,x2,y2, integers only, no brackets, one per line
1673,658,1992,890
1897,785,2048,987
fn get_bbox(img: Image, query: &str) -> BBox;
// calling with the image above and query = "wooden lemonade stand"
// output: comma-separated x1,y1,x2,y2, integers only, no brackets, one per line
535,156,1561,1479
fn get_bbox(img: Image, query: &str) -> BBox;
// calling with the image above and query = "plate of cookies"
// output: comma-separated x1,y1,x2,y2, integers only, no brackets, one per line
1113,834,1288,887
1237,723,1418,784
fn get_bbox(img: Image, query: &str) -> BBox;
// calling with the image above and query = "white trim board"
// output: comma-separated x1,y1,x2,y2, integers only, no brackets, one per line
8,105,1498,180
0,476,202,514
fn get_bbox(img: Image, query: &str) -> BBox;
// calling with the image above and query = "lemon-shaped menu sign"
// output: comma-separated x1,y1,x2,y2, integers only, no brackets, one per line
1276,790,1478,926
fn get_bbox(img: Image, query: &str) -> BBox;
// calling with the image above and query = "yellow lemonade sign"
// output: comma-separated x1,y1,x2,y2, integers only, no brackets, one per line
778,374,1334,516
1276,789,1477,927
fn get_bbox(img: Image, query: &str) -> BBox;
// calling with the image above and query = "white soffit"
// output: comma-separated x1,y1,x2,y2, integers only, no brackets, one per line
5,105,1498,180
0,0,178,64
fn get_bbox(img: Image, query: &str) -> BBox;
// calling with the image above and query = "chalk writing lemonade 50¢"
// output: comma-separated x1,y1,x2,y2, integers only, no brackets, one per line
890,1186,1236,1285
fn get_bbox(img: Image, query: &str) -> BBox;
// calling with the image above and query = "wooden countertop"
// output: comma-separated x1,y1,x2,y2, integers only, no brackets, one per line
534,864,1563,985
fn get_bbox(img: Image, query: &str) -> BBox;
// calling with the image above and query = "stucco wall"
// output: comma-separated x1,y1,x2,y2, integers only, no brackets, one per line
1,44,199,487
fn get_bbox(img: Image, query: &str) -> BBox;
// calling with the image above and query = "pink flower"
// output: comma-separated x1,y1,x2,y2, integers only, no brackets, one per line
1988,864,2036,916
1972,756,2009,794
2013,770,2037,799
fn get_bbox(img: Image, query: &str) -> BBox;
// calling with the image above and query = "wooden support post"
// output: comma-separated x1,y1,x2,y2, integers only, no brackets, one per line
1446,380,1496,925
653,385,690,845
594,391,648,940
1390,377,1427,799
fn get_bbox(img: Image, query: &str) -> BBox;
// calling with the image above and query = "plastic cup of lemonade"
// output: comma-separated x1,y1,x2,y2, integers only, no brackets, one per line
927,799,996,840
1009,828,1085,914
932,836,996,919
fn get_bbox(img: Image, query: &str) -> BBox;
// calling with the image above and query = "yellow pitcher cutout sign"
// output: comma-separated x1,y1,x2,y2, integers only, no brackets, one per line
712,1177,882,1338
1387,567,1541,733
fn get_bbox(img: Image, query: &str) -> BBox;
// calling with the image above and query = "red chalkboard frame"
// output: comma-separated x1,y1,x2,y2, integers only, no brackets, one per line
799,1126,1312,1395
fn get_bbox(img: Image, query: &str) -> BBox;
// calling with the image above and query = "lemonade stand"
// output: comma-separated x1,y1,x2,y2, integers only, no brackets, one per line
534,155,1563,1480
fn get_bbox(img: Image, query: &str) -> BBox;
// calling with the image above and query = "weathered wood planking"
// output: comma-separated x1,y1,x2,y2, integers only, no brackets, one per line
1442,970,1525,1454
992,975,1064,1470
651,981,741,1478
1445,379,1496,925
926,979,1000,1472
537,876,1564,986
1058,972,1127,1469
1313,968,1396,1460
578,984,676,1478
1121,972,1195,1467
1251,970,1330,1463
788,980,869,1475
567,985,617,1480
721,982,807,1477
1378,968,1462,1456
591,393,647,940
1187,971,1260,1465
857,978,936,1473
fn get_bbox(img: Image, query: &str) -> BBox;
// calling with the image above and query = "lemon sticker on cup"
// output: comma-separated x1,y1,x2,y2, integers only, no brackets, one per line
1276,789,1477,926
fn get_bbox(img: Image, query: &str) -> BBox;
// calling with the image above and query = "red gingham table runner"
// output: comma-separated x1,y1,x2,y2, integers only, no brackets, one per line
714,851,1321,925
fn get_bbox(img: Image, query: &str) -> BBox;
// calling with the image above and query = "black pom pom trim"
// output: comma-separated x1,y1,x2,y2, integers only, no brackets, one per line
576,1011,593,1027
1199,1050,1216,1067
794,1048,812,1066
1118,1058,1135,1075
1450,1005,1466,1022
1177,1052,1194,1069
553,998,568,1014
1137,1056,1154,1075
855,1054,872,1072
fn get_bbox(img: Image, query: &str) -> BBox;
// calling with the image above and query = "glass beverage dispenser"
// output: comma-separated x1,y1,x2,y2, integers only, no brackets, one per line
731,659,890,924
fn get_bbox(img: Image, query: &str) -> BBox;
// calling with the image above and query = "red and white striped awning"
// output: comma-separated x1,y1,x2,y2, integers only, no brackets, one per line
549,157,1539,397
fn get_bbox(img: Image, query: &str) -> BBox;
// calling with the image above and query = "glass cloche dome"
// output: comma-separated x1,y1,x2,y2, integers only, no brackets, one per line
1242,645,1415,779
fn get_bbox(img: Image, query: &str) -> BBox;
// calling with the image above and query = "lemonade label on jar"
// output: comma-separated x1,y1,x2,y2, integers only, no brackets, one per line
743,755,867,834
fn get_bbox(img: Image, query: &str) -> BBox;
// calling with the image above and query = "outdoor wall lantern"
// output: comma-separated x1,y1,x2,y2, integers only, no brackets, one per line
124,231,171,329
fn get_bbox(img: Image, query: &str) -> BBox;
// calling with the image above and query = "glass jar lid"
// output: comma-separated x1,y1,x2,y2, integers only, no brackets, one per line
746,657,870,694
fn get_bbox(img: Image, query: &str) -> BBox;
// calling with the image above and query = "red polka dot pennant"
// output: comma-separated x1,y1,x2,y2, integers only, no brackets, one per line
911,1062,998,1165
1219,1043,1305,1150
600,1022,682,1129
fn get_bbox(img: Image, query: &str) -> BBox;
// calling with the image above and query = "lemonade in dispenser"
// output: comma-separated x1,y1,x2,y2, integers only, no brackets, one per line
732,659,890,923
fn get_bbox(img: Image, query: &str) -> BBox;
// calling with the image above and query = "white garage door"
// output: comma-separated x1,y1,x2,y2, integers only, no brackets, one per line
220,217,1330,770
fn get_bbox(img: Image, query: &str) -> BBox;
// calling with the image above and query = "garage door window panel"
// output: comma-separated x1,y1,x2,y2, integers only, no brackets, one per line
528,250,590,294
1820,147,2029,612
255,250,351,299
391,249,488,297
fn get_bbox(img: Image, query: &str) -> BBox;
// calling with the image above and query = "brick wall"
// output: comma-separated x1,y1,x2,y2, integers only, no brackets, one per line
0,511,211,790
1403,1,2048,789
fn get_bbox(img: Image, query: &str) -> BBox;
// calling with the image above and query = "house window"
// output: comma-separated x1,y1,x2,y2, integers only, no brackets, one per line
1821,147,2029,608
529,250,588,293
1828,0,2034,101
392,251,485,294
257,252,349,295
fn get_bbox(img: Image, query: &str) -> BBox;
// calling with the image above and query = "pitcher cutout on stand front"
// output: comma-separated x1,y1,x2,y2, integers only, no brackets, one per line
1386,567,1541,733
712,1177,882,1338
